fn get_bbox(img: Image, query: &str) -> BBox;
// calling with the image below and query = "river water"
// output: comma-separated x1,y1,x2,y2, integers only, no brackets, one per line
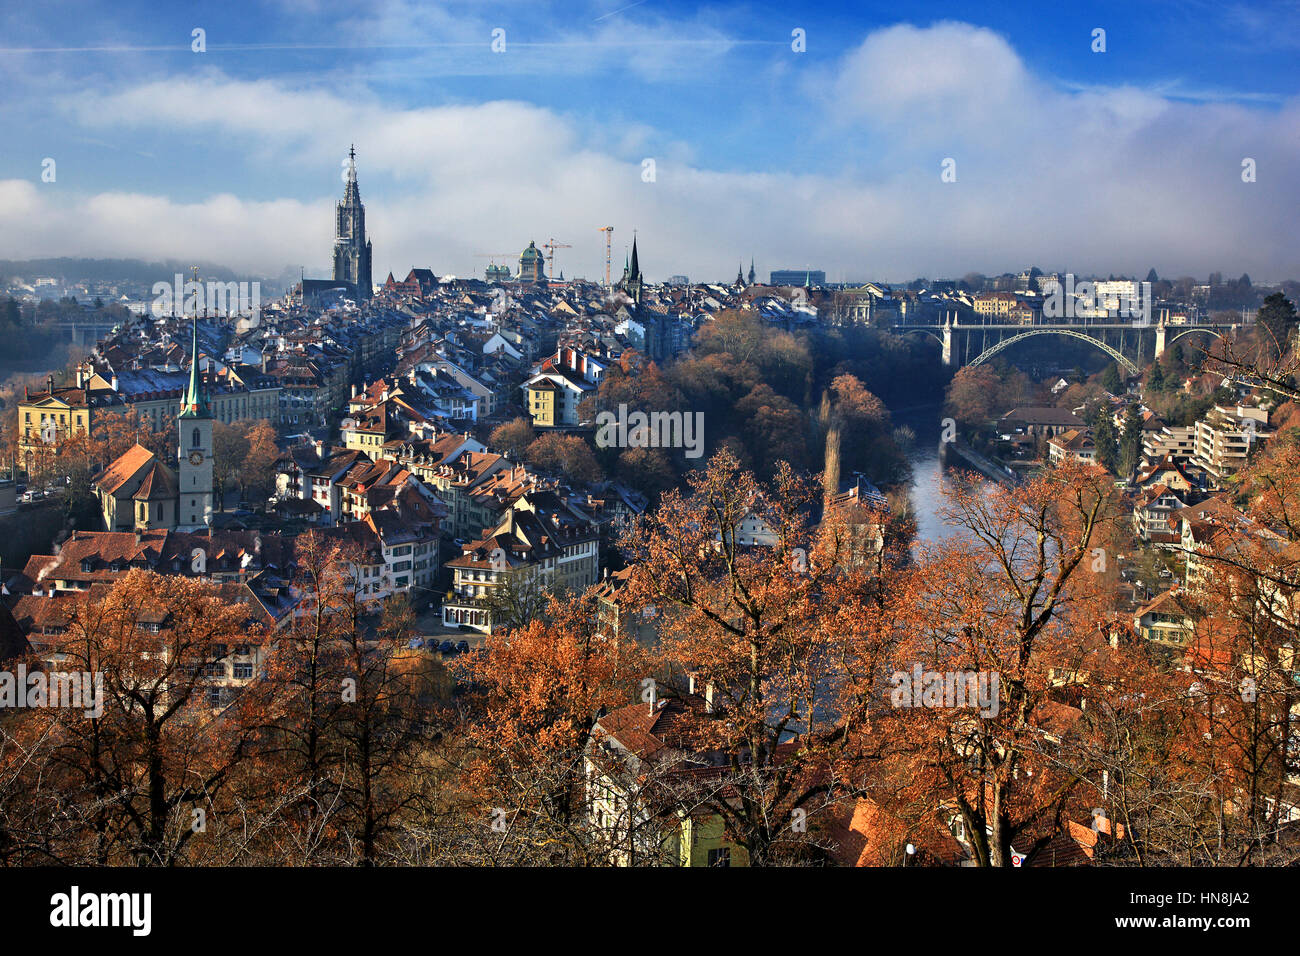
891,402,959,544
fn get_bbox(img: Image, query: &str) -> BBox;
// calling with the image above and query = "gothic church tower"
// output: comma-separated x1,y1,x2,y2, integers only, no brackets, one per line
333,145,373,300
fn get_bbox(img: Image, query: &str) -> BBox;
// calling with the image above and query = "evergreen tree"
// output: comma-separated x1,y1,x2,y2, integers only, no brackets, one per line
1256,292,1298,363
1093,412,1119,474
1118,403,1143,479
1101,363,1123,394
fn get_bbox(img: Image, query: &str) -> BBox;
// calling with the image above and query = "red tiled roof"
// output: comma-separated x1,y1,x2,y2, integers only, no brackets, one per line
95,443,157,495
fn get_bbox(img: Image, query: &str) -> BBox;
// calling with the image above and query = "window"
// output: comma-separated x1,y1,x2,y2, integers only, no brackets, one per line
192,427,201,449
707,848,731,867
233,662,254,680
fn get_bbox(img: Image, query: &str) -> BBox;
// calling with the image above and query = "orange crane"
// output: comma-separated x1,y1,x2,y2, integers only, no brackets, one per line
597,226,614,286
543,238,572,280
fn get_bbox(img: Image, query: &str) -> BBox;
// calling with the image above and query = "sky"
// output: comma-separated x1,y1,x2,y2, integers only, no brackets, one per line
1,0,1297,286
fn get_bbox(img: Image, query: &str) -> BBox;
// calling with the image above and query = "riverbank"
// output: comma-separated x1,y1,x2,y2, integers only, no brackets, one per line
945,440,1021,487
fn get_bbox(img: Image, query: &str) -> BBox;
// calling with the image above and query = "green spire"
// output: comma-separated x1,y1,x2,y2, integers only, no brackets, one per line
180,316,209,419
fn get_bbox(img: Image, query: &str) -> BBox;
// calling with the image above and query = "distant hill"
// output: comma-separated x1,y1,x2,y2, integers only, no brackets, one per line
0,257,262,284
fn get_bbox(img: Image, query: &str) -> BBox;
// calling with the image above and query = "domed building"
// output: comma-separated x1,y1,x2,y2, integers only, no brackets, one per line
517,241,547,283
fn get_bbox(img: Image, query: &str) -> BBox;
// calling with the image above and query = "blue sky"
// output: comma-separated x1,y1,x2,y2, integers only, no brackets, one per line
1,0,1297,284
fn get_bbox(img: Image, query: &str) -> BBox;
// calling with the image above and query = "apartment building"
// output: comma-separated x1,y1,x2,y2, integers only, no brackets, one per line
1193,405,1271,481
1142,425,1197,463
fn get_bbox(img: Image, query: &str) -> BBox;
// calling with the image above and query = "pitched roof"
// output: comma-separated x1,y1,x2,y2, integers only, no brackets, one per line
133,460,178,501
95,443,158,495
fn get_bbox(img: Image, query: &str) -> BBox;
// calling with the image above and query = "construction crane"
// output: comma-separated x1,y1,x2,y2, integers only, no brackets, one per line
600,227,616,287
543,238,572,281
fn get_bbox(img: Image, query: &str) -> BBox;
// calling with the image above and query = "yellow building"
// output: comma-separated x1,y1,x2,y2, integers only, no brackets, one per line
972,292,1019,319
17,374,93,474
525,379,559,427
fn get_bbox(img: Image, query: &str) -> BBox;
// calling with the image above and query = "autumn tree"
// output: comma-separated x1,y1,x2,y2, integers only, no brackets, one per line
240,420,279,504
884,463,1127,866
212,421,251,510
489,417,536,460
526,432,602,483
454,593,654,864
617,448,894,865
944,365,1002,431
1,571,268,865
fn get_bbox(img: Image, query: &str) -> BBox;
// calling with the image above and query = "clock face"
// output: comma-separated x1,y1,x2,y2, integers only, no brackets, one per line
189,451,204,466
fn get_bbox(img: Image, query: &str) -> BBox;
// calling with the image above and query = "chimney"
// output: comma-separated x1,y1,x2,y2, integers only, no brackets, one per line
704,682,716,714
47,375,55,396
110,374,119,392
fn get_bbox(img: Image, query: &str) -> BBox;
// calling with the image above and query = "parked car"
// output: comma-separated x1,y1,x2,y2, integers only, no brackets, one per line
456,640,470,654
439,640,457,655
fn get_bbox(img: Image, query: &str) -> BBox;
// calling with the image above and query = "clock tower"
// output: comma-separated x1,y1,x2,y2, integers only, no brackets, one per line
177,316,215,531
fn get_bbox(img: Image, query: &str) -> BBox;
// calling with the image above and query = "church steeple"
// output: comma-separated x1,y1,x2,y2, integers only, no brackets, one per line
179,316,209,419
177,312,216,531
748,258,756,285
618,237,643,306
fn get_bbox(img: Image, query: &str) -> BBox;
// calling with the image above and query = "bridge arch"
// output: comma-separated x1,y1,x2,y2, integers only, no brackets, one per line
1165,326,1224,349
968,327,1139,376
894,328,944,347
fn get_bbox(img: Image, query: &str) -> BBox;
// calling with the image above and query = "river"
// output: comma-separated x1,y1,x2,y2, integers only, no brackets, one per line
891,402,961,544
